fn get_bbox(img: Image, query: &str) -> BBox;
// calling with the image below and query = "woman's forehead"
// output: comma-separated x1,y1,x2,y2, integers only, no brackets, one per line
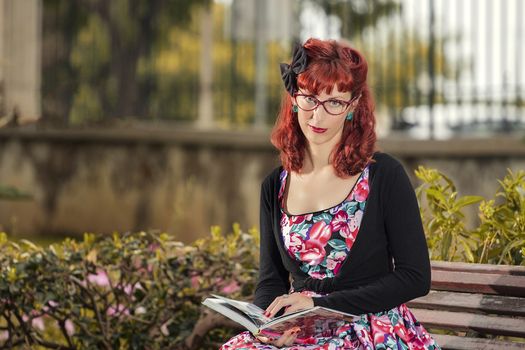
300,86,352,98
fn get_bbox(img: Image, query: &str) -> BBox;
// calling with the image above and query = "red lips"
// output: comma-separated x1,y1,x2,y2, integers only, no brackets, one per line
309,125,327,133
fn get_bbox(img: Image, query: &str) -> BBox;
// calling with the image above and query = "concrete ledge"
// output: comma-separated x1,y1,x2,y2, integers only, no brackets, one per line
0,127,524,156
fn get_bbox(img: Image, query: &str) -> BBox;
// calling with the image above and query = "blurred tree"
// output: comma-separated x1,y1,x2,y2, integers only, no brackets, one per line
314,0,400,37
41,0,451,128
42,1,87,125
42,0,211,125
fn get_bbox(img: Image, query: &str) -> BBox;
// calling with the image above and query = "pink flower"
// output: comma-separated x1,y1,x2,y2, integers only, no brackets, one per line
65,319,75,336
0,331,8,341
309,271,327,279
348,211,362,233
339,211,363,249
284,232,303,255
371,315,393,334
299,221,332,265
121,282,142,296
160,321,170,336
191,275,200,289
326,251,346,274
326,258,344,275
290,215,305,225
43,300,58,313
32,317,45,331
107,304,130,317
280,214,290,228
221,280,240,294
148,243,160,252
352,180,369,202
331,210,349,232
87,269,110,287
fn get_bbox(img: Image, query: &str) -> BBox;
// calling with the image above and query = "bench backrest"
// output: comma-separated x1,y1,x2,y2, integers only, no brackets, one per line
408,261,525,350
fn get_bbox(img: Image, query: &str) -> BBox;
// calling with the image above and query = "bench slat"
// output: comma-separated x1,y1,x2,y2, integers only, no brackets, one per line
431,270,525,296
411,308,525,337
408,290,525,317
431,334,525,350
432,261,525,276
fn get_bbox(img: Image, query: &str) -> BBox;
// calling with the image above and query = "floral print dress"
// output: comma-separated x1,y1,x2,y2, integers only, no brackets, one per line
221,165,439,350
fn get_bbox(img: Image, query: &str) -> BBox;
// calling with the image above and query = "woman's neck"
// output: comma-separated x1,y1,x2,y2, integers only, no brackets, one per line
303,142,335,174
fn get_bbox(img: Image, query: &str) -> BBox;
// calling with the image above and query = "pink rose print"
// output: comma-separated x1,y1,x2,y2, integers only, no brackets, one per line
331,210,348,232
299,221,332,265
290,214,305,225
284,232,304,255
351,179,369,202
280,214,292,237
309,271,327,279
326,250,347,274
340,210,363,249
370,315,395,344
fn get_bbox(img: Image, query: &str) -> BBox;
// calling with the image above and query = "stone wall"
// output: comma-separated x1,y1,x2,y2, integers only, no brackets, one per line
1,128,524,243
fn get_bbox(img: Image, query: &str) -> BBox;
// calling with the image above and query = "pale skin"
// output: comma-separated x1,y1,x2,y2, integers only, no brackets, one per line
256,86,361,346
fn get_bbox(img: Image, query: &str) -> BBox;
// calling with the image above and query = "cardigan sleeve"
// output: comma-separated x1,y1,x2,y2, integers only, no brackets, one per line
253,179,291,311
312,164,431,314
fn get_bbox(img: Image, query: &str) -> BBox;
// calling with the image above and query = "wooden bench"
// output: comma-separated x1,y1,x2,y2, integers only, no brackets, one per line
189,261,525,349
408,261,525,350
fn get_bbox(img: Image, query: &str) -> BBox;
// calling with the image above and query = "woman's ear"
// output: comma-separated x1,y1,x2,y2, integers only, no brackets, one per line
350,94,362,110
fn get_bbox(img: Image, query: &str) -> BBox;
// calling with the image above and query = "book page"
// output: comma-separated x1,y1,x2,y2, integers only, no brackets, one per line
202,298,259,334
261,307,358,338
210,294,272,327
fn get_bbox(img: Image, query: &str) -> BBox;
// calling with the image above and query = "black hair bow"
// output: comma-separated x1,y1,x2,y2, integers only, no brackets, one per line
280,43,308,96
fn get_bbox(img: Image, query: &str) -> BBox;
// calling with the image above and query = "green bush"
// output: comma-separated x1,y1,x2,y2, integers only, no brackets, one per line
0,224,258,349
416,167,525,265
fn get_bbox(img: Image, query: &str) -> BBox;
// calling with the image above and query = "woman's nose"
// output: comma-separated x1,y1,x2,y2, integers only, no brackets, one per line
311,106,325,120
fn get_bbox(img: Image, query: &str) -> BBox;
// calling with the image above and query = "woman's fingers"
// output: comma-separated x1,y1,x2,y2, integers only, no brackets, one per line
273,327,300,347
255,335,272,344
265,295,291,318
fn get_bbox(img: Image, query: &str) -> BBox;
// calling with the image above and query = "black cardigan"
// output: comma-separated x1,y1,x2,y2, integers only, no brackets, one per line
253,151,431,315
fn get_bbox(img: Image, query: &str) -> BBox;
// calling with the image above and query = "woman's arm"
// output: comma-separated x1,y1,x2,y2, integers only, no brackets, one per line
253,180,291,311
312,164,431,314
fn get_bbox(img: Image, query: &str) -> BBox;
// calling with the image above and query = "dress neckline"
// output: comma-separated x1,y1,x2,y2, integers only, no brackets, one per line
279,165,368,217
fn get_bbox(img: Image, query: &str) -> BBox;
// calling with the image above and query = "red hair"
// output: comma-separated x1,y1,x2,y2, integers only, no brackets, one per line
271,38,377,177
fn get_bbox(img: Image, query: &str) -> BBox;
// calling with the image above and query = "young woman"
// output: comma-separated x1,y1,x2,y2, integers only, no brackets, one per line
220,38,440,349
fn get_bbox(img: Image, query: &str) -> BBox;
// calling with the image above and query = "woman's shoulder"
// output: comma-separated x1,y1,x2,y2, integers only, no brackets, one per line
261,165,283,188
371,151,404,171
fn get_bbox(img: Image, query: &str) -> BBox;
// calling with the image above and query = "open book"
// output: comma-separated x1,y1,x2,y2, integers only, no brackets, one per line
202,294,359,340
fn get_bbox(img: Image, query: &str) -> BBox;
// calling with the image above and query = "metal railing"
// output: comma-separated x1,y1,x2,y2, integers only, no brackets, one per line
28,0,524,138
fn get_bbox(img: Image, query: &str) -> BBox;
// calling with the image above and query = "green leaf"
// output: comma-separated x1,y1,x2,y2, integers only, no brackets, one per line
458,237,475,263
426,189,446,203
498,239,525,264
313,213,332,225
454,196,484,209
441,231,452,260
327,239,347,251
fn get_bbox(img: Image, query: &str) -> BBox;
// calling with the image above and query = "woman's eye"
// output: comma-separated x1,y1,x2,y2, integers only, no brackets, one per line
328,100,343,107
305,97,316,104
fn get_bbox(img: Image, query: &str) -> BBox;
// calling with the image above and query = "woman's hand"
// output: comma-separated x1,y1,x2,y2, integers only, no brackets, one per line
255,327,301,347
264,292,314,318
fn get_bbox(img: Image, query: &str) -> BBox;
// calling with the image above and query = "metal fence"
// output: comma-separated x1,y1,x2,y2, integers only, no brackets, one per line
34,0,525,138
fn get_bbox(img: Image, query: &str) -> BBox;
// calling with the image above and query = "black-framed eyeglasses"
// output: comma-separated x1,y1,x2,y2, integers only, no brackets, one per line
294,93,359,115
